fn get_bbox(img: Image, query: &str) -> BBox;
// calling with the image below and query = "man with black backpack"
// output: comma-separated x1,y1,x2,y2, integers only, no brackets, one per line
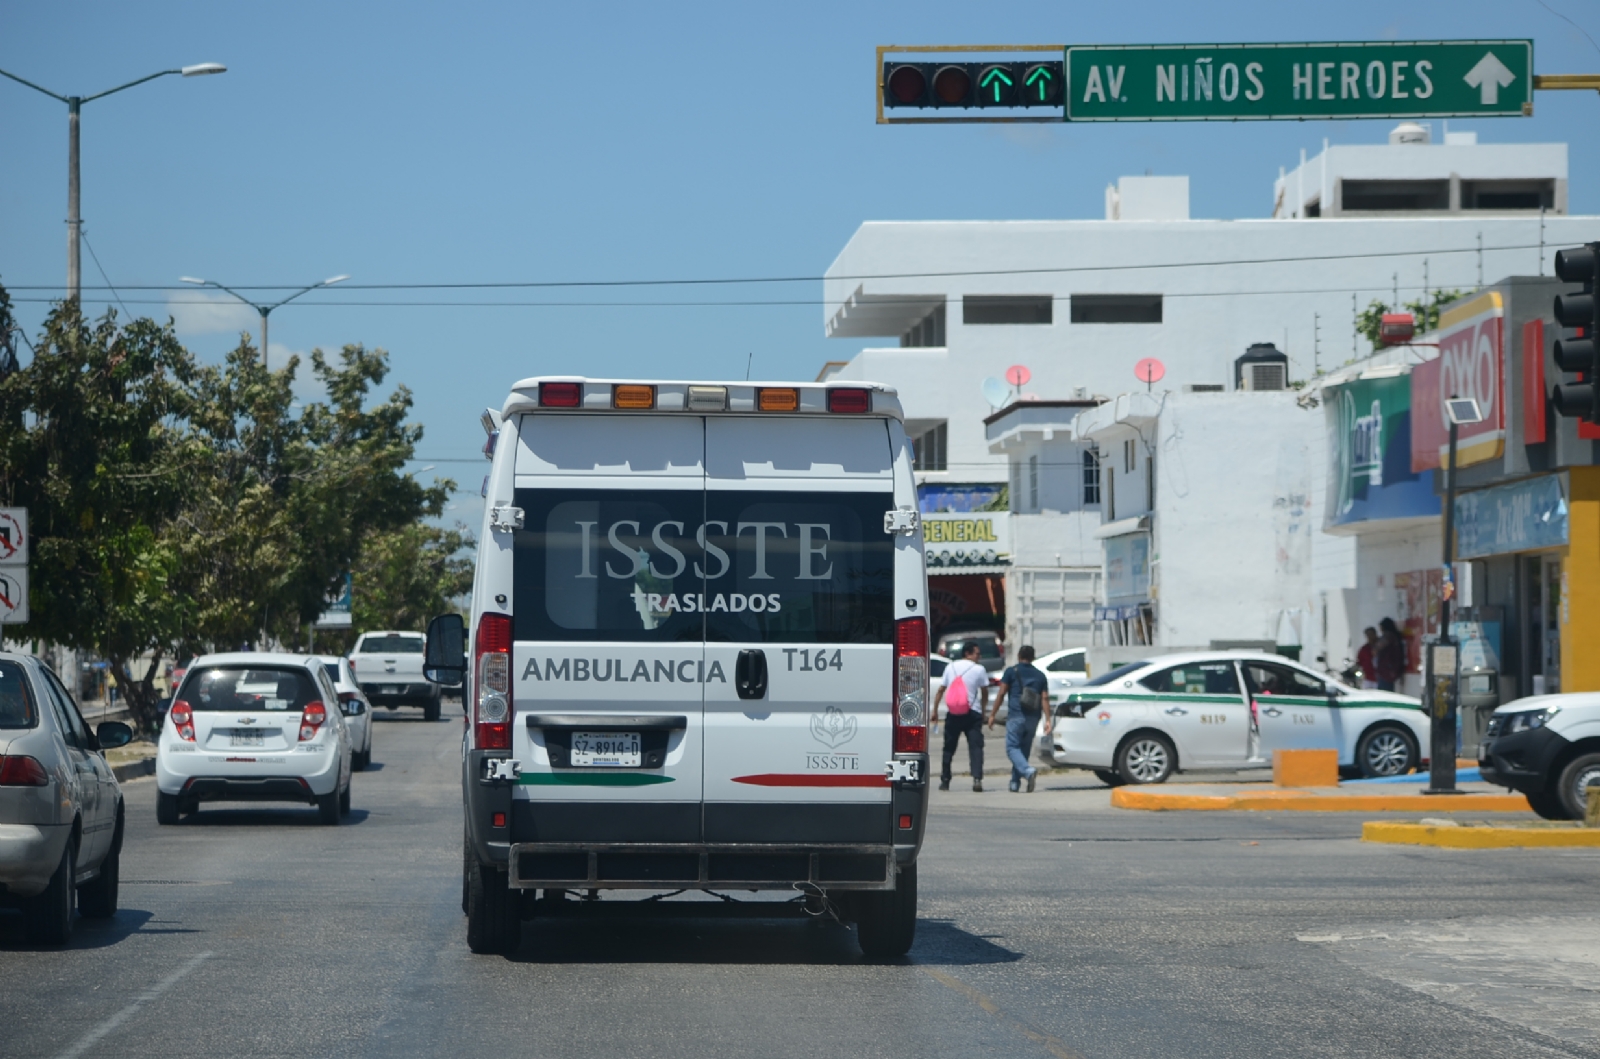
991,645,1051,793
934,642,990,792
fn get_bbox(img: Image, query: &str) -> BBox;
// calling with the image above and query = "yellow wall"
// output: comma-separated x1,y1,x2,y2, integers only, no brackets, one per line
1563,467,1600,692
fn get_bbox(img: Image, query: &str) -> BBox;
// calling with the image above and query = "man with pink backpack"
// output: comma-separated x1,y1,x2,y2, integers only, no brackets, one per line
933,642,990,792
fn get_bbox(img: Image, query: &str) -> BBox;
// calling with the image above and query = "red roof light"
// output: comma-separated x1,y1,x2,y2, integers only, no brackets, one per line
540,382,582,407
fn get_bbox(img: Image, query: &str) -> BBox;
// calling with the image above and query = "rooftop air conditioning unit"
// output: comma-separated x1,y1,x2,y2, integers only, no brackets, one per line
1241,362,1289,391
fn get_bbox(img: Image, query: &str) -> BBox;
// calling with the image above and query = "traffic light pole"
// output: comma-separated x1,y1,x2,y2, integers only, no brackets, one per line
1426,420,1461,795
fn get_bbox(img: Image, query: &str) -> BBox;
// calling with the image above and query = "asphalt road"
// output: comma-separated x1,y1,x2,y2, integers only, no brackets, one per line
3,706,1598,1059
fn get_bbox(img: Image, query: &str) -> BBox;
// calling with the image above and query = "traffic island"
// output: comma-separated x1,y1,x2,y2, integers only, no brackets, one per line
1363,820,1600,848
1110,785,1532,812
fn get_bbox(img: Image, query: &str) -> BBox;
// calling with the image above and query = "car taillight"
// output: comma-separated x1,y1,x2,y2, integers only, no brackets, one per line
828,388,871,413
893,617,929,754
476,613,513,750
0,755,49,786
299,701,327,742
170,700,196,742
539,382,582,407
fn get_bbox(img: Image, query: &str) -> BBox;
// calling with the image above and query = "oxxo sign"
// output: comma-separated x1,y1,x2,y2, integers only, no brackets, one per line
1066,41,1532,121
1411,292,1506,472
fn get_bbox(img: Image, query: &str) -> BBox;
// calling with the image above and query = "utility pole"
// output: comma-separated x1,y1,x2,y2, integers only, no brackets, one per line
1,63,226,303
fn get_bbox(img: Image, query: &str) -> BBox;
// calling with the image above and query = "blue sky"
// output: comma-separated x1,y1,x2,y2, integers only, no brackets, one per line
3,0,1598,519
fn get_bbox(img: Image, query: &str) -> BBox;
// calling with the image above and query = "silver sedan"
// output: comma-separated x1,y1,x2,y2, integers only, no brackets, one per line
0,652,133,944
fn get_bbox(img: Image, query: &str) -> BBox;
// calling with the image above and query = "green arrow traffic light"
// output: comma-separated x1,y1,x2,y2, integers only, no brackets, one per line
1025,64,1056,102
979,66,1014,103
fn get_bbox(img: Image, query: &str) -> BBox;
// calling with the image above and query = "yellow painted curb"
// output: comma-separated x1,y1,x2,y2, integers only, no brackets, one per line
1111,787,1532,813
1362,822,1600,848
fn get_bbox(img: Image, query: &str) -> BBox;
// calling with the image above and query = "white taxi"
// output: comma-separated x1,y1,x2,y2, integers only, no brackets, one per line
1047,652,1428,785
155,653,353,824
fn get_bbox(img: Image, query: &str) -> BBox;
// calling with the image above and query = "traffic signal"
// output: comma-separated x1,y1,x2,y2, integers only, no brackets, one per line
882,61,1063,108
1551,243,1600,421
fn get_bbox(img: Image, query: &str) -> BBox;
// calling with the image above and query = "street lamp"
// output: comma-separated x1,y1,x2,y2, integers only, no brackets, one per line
179,275,350,367
0,62,227,303
1425,395,1485,795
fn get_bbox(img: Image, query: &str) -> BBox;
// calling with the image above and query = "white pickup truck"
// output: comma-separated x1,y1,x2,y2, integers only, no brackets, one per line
350,631,442,721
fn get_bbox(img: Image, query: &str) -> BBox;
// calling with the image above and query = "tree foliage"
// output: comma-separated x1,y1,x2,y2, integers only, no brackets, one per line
0,291,466,731
1355,289,1467,351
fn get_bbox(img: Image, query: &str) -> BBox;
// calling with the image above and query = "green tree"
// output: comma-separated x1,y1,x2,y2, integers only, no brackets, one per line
350,522,474,633
1355,289,1467,351
0,300,200,729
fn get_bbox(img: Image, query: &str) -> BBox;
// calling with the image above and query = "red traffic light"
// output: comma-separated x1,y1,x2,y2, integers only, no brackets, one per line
885,65,926,106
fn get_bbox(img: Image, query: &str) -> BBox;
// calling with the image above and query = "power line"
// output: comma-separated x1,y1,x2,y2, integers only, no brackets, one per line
0,240,1554,294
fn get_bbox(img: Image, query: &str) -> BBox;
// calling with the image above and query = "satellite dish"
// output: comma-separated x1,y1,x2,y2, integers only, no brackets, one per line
1005,364,1032,387
1135,357,1166,386
981,377,1010,408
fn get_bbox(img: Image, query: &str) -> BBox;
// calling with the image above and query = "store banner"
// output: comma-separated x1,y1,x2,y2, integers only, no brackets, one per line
1105,534,1150,602
923,512,1010,570
1411,291,1505,473
1454,474,1568,560
1325,372,1439,527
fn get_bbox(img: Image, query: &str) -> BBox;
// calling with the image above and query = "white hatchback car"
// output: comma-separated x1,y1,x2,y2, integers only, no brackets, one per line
156,653,353,824
318,656,373,770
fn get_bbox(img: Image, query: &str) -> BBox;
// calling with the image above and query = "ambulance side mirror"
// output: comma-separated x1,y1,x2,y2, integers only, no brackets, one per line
424,613,467,687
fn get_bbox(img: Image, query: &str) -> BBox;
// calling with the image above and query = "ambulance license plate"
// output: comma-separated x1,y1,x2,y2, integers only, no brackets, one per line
569,732,641,768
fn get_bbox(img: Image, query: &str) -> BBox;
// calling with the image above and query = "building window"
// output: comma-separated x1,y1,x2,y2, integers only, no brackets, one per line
1146,455,1155,511
1123,439,1136,474
1340,179,1449,211
1010,459,1024,513
963,295,1052,325
1070,294,1163,324
1082,450,1101,506
900,303,946,347
1462,179,1555,211
1028,455,1039,510
911,421,947,472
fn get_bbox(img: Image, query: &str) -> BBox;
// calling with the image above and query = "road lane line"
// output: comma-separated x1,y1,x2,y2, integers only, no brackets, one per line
919,965,1087,1059
51,951,212,1059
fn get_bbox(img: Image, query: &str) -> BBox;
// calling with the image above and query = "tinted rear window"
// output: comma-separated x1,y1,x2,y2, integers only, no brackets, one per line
322,663,342,685
0,662,37,728
513,488,895,644
942,636,1002,660
358,635,423,653
178,666,320,711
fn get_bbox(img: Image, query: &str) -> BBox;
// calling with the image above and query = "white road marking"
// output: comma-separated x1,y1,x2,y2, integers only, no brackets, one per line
51,951,212,1059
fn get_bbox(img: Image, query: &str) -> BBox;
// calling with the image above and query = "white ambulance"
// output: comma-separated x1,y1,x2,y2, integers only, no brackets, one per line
425,378,930,957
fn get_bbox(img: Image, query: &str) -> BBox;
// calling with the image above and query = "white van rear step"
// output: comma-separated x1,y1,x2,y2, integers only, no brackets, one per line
508,843,897,891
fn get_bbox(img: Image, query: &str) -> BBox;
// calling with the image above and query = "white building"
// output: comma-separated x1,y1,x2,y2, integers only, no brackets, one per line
820,126,1585,498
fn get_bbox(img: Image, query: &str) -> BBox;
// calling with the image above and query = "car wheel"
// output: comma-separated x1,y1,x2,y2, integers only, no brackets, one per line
423,699,441,723
855,863,917,959
156,792,181,825
1093,769,1126,788
1555,752,1600,821
465,855,521,955
1526,786,1570,821
78,814,121,919
339,782,352,817
25,837,75,945
317,788,341,825
1116,733,1175,785
1357,724,1417,778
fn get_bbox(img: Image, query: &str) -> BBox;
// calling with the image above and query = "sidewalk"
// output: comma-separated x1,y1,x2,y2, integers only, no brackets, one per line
1111,779,1530,813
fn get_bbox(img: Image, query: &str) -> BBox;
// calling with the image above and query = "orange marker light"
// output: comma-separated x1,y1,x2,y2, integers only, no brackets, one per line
757,387,800,411
613,384,656,409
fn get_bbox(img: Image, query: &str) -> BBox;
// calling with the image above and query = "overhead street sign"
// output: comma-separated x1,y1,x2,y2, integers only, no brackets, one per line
1064,41,1534,121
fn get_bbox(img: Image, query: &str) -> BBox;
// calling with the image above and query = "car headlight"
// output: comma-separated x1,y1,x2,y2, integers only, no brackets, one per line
1505,707,1558,733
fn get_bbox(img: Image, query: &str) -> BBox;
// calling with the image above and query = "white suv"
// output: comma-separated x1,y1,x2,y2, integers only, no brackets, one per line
430,377,930,958
156,653,353,825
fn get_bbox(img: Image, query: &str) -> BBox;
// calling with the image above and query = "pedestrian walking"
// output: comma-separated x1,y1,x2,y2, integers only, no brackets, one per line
1375,617,1406,692
1356,626,1379,689
934,642,990,792
991,645,1051,792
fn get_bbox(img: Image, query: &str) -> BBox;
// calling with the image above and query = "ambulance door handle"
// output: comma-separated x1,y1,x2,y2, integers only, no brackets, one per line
735,650,768,700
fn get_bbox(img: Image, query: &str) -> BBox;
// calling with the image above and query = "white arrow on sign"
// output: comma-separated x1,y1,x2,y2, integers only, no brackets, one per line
1463,52,1516,105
